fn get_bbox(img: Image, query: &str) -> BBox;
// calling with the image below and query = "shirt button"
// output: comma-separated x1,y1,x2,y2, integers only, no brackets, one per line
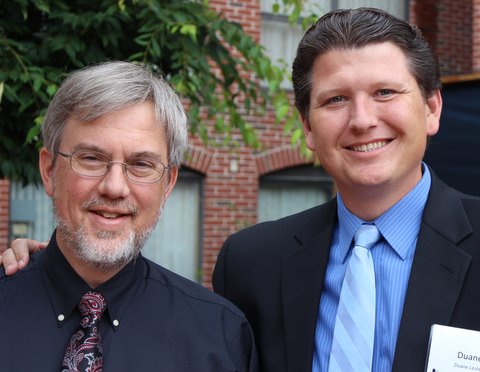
113,319,120,327
58,314,65,322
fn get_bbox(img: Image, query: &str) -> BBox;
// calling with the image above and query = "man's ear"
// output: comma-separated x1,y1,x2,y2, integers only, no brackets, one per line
426,89,442,136
164,166,178,200
39,148,55,197
301,115,316,152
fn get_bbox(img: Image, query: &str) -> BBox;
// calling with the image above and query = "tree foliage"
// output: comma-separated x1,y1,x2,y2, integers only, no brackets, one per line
0,0,309,184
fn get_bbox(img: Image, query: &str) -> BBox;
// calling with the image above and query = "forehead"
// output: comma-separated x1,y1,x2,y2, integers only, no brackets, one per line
319,42,408,68
61,102,168,156
311,42,414,86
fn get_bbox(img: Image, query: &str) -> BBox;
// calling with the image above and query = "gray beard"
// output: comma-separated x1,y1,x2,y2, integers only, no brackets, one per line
53,198,162,271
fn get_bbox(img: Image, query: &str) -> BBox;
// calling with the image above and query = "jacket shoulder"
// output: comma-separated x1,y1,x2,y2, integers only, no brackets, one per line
234,200,335,239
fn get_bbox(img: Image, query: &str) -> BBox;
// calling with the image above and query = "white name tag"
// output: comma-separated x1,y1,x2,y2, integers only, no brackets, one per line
425,324,480,372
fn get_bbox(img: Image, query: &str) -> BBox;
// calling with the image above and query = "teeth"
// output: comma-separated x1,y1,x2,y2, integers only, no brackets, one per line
100,212,120,219
352,141,387,152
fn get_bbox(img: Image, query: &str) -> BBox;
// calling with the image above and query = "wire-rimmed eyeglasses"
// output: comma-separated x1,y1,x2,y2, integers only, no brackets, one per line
57,150,170,184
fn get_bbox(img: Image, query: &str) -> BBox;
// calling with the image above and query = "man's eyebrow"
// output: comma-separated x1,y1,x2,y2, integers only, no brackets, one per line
129,151,164,162
71,143,104,153
310,88,343,105
70,145,165,162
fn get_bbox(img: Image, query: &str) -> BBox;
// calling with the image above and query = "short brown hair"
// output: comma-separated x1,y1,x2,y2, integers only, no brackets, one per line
292,7,441,120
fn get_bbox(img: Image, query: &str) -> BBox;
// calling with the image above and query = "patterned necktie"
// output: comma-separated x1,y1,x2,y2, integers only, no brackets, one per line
62,291,107,372
329,224,381,372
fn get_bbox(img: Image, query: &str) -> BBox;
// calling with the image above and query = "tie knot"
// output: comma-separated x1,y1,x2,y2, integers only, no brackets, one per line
78,291,106,318
354,224,381,250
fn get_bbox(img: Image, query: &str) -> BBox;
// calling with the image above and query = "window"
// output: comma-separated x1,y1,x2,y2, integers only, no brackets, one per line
9,183,55,242
258,165,334,222
260,0,408,88
142,169,203,282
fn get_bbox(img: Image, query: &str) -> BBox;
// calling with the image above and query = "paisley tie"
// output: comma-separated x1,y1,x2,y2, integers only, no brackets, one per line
61,291,107,372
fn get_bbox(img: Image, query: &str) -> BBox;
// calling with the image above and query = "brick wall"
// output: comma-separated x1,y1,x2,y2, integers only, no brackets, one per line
189,107,309,287
474,0,480,71
209,0,261,41
0,180,10,250
411,0,474,76
191,0,314,287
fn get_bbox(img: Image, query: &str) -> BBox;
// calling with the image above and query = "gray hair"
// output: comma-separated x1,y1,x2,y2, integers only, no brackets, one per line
292,7,441,120
42,61,188,166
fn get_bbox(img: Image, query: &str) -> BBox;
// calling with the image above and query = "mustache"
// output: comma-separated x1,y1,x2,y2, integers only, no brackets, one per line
81,197,138,216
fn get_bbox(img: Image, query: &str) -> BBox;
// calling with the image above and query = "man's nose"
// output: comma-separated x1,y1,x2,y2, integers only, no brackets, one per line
97,162,131,199
348,97,378,132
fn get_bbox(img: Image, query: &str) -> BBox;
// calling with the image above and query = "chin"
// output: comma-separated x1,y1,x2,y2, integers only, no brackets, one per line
58,223,150,269
78,229,147,268
54,203,161,269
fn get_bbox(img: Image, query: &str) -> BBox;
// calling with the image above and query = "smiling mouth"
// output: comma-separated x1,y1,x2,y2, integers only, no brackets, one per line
350,140,388,152
83,198,138,219
94,211,127,219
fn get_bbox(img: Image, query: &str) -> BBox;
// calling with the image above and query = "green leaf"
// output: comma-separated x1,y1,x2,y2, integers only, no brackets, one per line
118,0,126,11
32,76,43,93
275,104,289,122
33,0,50,14
291,127,303,145
46,84,57,97
179,24,197,42
26,121,42,144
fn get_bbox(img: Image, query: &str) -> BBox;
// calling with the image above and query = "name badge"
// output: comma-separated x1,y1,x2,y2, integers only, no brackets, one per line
425,324,480,372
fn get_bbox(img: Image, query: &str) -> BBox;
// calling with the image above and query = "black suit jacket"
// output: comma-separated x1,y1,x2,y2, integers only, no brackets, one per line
213,172,480,372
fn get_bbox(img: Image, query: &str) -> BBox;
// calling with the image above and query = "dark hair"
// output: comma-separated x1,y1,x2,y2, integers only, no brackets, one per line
292,7,441,119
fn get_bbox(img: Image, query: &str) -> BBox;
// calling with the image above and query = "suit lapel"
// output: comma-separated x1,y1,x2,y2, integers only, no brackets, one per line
282,200,337,372
393,173,473,371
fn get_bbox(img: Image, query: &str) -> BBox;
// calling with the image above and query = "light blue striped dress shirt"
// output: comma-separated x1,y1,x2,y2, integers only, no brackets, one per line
312,165,432,372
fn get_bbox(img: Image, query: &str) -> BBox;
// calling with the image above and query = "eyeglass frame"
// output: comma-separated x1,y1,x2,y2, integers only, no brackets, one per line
57,150,171,184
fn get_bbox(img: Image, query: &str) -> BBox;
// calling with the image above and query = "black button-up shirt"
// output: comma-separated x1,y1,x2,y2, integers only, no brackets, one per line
0,232,258,371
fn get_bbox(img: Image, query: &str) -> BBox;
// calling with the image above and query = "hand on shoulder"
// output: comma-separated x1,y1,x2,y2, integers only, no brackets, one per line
0,239,48,275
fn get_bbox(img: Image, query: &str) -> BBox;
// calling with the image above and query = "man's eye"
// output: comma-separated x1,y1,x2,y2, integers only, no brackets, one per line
77,152,105,163
325,96,346,105
130,160,156,169
377,89,395,96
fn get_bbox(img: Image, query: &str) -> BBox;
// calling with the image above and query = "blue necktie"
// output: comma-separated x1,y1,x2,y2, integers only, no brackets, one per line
329,224,381,372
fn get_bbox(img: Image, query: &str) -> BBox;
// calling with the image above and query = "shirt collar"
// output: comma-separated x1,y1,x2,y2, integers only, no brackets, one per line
336,163,432,261
41,230,145,331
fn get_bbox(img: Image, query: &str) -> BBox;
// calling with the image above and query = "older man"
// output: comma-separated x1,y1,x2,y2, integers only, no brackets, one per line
0,61,257,371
